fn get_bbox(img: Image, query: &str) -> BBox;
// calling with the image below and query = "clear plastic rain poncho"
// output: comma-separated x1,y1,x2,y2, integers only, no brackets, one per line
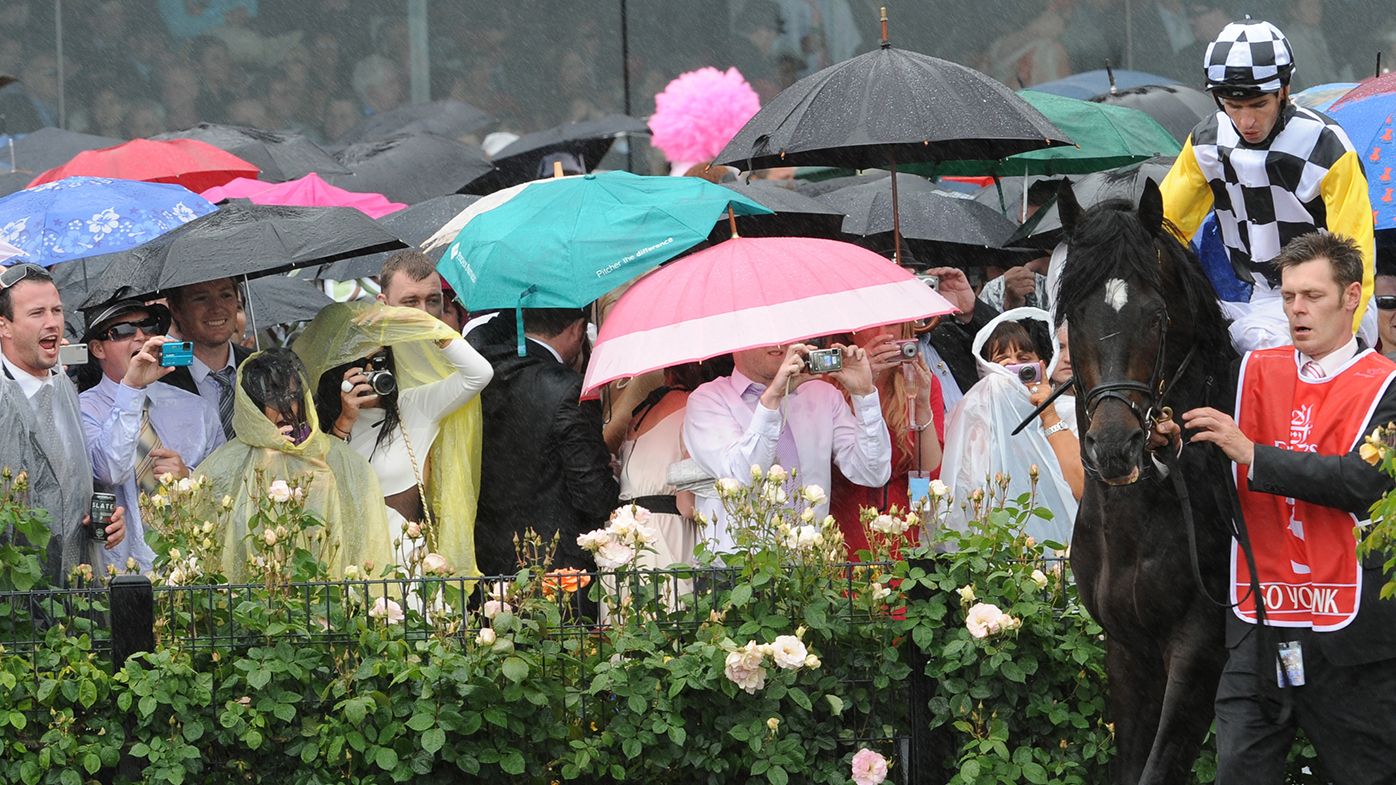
196,349,392,581
292,301,484,576
939,307,1077,546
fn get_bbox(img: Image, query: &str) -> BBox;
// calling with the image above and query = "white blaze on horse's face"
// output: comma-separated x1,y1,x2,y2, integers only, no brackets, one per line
1104,278,1129,312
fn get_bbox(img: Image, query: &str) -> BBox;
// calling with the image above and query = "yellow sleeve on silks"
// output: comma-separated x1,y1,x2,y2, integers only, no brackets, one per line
1160,136,1214,244
1319,150,1376,333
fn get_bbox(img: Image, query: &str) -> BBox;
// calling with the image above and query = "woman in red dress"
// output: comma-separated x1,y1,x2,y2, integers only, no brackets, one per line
828,323,944,558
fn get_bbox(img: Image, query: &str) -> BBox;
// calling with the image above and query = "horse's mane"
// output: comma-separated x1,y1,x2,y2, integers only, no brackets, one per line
1055,198,1231,367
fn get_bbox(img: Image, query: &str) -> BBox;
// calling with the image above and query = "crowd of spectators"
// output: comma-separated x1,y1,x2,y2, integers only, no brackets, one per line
2,1,1390,151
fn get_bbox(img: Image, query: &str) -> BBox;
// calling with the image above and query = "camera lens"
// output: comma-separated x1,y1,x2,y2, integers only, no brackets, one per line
899,342,918,360
367,370,397,396
1017,366,1037,383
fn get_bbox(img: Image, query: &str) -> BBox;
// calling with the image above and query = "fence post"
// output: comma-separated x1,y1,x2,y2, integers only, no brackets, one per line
109,574,154,668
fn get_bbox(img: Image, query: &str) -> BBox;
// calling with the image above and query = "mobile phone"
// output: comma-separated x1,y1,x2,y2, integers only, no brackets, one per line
1006,362,1042,385
159,341,195,367
805,347,844,374
59,343,88,366
89,493,116,541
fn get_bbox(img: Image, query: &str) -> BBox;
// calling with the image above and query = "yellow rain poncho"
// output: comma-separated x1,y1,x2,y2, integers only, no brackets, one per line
196,350,392,581
292,302,485,576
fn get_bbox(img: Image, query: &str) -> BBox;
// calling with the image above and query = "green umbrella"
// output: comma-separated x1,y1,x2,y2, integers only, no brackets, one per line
435,171,772,353
920,90,1181,178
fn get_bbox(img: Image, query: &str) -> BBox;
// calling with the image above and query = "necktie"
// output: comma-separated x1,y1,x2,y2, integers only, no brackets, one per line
743,383,800,471
134,399,165,493
1301,360,1326,381
211,366,236,439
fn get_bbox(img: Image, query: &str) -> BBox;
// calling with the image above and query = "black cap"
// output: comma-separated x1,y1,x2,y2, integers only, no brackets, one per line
82,299,170,342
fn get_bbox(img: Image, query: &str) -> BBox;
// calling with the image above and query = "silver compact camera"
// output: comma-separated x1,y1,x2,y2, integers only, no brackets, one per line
805,347,844,374
364,354,397,396
1006,362,1042,385
894,339,919,362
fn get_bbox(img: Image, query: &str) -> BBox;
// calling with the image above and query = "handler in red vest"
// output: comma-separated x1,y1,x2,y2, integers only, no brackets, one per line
1158,231,1396,785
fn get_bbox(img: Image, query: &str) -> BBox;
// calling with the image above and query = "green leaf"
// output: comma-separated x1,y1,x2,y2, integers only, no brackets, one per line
77,679,96,709
247,668,271,690
375,747,399,771
421,727,445,754
825,695,844,716
1022,761,1048,783
500,750,525,775
59,769,80,785
502,656,529,683
406,711,435,732
729,584,753,606
961,758,981,780
767,765,788,785
788,688,812,711
82,752,101,775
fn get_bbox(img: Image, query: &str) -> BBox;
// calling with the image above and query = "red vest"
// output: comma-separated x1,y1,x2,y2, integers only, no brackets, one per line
1232,347,1396,631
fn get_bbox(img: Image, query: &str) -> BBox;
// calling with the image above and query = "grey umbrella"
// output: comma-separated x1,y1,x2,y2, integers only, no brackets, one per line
3,127,121,175
466,114,650,195
315,193,480,281
1091,85,1215,146
329,133,495,204
80,202,406,307
337,100,494,145
154,123,350,182
715,180,846,239
242,275,334,329
1005,156,1177,251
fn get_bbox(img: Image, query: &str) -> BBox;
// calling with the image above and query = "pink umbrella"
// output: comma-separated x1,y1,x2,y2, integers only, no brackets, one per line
200,172,407,218
582,236,956,398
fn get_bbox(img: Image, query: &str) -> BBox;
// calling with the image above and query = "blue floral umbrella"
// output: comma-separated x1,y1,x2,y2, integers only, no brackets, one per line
0,176,216,267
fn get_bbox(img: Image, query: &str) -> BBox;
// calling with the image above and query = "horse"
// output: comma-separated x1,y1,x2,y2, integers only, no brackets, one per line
1053,179,1238,785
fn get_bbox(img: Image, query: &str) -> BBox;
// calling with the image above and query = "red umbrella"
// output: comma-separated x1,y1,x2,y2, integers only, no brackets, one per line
1330,72,1396,111
27,138,259,193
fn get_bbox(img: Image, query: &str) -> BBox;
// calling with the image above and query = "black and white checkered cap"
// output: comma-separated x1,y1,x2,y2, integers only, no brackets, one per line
1204,20,1294,94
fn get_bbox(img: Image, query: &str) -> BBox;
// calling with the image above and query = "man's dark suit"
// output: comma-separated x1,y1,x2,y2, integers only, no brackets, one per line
159,342,254,398
469,335,619,578
1216,349,1396,785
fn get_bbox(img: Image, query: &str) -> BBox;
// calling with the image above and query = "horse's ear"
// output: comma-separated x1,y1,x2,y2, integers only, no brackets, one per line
1056,181,1082,238
1139,178,1165,236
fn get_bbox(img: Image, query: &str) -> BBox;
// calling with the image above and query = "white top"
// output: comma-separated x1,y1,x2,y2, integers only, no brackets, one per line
79,376,222,571
348,339,493,496
683,369,892,548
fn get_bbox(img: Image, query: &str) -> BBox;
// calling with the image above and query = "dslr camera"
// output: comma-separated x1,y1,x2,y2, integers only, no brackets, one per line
1006,362,1042,385
805,347,844,374
364,354,397,396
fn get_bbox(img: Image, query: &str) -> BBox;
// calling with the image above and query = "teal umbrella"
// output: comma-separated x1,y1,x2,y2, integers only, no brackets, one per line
921,90,1181,179
431,171,771,312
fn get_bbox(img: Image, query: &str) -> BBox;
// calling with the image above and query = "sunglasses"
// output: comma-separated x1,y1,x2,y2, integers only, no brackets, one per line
99,317,169,341
0,263,51,291
1377,296,1396,311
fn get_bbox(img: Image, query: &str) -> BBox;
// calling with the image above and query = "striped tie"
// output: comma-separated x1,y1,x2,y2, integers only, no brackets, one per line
211,367,236,439
1301,360,1326,381
134,400,165,493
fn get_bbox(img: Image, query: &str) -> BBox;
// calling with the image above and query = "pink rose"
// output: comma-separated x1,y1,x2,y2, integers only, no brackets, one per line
851,748,888,785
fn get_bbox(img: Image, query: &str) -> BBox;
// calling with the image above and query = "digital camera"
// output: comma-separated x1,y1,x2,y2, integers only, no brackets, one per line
364,354,397,396
89,493,117,541
894,339,919,362
1006,362,1042,385
805,347,844,374
159,341,195,368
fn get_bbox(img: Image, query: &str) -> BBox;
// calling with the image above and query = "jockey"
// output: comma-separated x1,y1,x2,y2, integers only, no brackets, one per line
1160,18,1375,352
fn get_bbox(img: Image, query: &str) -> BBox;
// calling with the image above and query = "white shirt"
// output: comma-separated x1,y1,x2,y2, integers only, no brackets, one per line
348,339,493,496
189,343,238,409
1299,336,1360,380
79,376,223,572
683,370,892,549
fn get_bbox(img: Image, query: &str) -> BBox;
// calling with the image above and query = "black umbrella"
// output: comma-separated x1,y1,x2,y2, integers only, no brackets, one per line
0,169,31,198
337,100,494,145
154,122,350,182
466,114,650,195
821,173,1029,264
80,202,406,306
1006,156,1177,250
243,275,333,328
714,10,1068,262
328,133,495,205
2,127,121,175
1091,84,1215,146
712,180,847,240
316,193,480,281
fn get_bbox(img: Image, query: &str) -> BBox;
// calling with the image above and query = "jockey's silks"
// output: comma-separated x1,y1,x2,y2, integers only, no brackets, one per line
1232,347,1396,630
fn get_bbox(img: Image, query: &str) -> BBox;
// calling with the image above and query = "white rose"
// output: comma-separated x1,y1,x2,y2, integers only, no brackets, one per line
220,495,233,510
965,602,1007,640
1031,569,1048,589
957,585,976,604
871,582,892,602
767,464,787,484
595,540,635,569
149,494,168,509
201,521,214,535
803,654,821,669
405,521,422,539
262,528,278,547
870,515,897,534
369,598,405,624
476,627,497,645
576,530,610,552
422,553,452,576
343,565,361,580
769,635,808,670
629,505,653,525
929,479,949,498
716,478,742,496
267,480,292,504
175,476,193,492
773,487,788,505
723,642,768,694
482,600,512,620
767,717,780,731
159,472,175,486
801,484,827,506
750,464,765,481
800,507,816,523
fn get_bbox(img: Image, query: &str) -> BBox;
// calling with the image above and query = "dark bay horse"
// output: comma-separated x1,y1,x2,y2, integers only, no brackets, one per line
1054,180,1237,784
